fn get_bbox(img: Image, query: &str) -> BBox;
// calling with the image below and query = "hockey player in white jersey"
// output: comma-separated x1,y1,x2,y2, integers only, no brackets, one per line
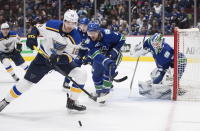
131,33,187,99
0,10,88,112
0,23,29,81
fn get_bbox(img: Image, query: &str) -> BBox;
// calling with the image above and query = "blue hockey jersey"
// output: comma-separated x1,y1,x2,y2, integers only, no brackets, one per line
143,39,174,70
82,28,125,64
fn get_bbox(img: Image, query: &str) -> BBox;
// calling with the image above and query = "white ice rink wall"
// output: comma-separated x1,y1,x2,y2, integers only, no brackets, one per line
19,35,174,61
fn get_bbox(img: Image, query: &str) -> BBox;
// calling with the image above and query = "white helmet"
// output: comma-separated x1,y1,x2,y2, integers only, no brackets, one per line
63,9,78,23
1,23,9,30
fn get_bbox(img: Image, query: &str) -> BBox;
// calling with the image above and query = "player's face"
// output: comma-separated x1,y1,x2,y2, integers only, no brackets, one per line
63,20,77,33
79,24,88,33
1,28,9,36
152,41,162,49
87,31,99,41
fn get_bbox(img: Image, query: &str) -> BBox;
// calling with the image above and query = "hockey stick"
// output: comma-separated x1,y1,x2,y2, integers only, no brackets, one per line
110,69,128,83
129,34,146,97
33,46,107,102
129,56,140,95
113,76,128,82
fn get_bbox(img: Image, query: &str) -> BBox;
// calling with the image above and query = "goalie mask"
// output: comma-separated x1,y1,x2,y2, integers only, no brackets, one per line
150,33,163,54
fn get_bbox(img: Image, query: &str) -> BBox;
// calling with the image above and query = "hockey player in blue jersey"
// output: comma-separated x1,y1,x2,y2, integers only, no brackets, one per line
0,10,88,112
63,17,90,91
0,23,29,81
132,33,187,99
78,18,90,41
77,21,125,101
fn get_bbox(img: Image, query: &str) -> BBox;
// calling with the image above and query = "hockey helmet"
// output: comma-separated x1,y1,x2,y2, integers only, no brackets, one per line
1,23,9,30
79,18,90,25
63,9,78,23
87,21,100,32
150,33,163,49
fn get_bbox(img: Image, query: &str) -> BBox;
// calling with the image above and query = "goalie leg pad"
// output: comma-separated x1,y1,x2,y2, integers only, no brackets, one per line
138,80,152,96
150,68,166,84
138,81,171,99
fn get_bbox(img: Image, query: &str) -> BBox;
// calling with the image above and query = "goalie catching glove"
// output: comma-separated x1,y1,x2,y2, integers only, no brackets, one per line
130,42,149,57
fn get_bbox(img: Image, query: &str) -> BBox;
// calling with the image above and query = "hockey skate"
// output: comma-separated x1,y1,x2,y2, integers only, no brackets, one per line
66,97,86,111
95,88,111,104
0,99,10,112
12,74,19,82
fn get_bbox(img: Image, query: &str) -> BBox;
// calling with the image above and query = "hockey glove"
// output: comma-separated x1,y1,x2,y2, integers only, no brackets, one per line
78,47,88,58
16,43,22,52
74,58,83,67
82,56,92,65
48,53,59,67
26,34,38,50
108,48,119,60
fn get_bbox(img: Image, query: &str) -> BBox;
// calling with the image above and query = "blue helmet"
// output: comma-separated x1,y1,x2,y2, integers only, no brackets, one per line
79,18,90,25
87,22,100,32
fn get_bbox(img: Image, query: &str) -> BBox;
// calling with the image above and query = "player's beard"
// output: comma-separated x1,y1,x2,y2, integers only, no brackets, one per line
2,30,9,37
63,24,73,33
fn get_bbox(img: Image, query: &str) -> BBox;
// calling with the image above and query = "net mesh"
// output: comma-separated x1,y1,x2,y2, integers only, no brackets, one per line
175,28,200,100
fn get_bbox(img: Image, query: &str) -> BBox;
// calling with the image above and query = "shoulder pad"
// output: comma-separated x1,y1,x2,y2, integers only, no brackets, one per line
46,20,63,32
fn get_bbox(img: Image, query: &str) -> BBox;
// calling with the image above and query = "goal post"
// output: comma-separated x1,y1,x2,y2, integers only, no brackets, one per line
173,27,200,100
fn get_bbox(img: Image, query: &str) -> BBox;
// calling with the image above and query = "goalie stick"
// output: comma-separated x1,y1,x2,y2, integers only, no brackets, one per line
33,46,108,103
129,33,146,97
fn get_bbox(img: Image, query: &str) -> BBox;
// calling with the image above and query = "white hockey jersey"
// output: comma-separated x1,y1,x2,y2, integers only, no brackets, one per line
35,20,82,58
0,31,20,53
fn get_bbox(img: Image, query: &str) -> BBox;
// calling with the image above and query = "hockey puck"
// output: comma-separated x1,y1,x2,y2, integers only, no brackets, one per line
78,120,82,127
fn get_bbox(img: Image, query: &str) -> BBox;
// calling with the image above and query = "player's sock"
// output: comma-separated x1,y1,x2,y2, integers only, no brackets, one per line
63,77,71,90
103,79,112,90
5,78,33,103
2,58,19,81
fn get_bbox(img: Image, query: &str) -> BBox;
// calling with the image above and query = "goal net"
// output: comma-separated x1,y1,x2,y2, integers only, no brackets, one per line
173,28,200,100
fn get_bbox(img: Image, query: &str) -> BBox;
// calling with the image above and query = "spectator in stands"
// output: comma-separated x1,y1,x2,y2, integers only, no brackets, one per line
154,2,162,15
137,13,145,31
177,7,189,29
110,19,119,32
0,0,198,36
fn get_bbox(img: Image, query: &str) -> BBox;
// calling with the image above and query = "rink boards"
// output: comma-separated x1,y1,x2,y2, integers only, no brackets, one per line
19,35,174,62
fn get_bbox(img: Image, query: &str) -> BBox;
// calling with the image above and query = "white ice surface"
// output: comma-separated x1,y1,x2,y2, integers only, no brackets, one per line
1,61,200,131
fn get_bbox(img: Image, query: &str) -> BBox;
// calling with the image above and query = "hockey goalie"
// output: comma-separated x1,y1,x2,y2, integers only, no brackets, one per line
131,33,187,99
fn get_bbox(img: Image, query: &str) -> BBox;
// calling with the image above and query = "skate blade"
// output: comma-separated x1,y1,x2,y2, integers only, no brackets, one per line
67,108,87,114
96,92,112,103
